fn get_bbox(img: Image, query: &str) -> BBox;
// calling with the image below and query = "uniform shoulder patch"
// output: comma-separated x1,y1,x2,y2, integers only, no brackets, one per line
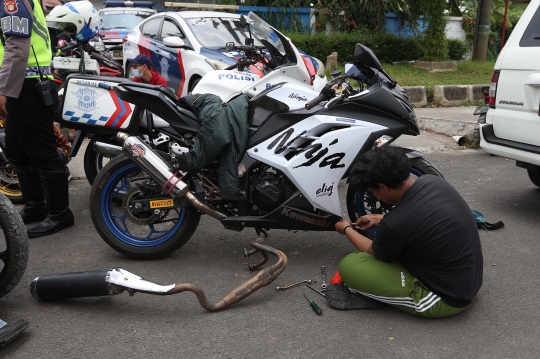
4,0,18,13
0,0,33,38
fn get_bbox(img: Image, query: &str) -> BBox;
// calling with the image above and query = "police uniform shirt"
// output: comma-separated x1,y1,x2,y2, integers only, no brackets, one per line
0,0,36,98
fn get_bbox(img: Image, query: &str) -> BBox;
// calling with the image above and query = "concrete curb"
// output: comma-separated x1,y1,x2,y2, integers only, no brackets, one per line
403,84,488,107
417,116,476,141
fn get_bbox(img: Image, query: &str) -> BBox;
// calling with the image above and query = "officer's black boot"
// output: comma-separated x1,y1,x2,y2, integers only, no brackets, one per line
27,170,74,238
14,166,48,224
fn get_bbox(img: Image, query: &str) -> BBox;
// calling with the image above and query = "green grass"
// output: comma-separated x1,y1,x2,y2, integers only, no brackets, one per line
327,61,496,87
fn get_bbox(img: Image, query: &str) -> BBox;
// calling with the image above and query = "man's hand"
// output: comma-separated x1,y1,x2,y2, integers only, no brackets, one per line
335,219,353,234
353,214,384,231
0,95,6,121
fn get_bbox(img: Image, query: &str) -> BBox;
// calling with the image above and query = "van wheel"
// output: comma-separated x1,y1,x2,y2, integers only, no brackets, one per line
527,169,540,187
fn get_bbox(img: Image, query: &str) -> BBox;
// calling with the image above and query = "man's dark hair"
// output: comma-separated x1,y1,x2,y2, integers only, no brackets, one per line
349,146,410,191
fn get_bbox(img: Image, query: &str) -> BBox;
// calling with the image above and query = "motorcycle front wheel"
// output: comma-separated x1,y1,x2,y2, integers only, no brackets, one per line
90,154,201,259
0,193,29,298
346,157,444,239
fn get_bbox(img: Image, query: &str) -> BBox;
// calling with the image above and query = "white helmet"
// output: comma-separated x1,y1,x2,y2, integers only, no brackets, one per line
46,1,101,42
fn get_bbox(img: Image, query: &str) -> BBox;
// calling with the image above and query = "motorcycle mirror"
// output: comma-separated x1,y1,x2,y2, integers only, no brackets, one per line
163,36,186,48
239,15,247,29
225,42,235,52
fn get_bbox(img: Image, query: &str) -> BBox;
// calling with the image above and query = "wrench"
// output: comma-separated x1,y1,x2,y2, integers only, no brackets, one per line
321,266,327,290
306,283,326,298
276,279,313,291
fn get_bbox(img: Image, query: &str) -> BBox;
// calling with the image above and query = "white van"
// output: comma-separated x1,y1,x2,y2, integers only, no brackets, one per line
480,0,540,187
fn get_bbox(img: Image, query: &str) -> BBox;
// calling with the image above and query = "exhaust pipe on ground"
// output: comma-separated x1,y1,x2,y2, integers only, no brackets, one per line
116,132,226,220
93,141,123,157
30,241,288,312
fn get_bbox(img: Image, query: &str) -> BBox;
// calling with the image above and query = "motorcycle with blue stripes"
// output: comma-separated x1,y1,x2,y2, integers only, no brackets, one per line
89,42,443,259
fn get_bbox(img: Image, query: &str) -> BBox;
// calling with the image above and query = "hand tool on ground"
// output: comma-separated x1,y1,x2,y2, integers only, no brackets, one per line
303,293,322,315
306,283,325,298
321,266,327,291
276,279,312,291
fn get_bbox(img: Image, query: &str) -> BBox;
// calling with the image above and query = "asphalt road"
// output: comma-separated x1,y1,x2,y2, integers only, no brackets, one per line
1,141,539,358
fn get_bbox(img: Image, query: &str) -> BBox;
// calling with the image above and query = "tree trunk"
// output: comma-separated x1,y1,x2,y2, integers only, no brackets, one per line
473,0,494,61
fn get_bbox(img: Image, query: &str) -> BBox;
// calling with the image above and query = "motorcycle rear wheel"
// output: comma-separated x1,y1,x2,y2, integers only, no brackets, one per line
0,193,29,298
84,137,115,185
346,157,444,239
0,175,23,204
90,154,201,259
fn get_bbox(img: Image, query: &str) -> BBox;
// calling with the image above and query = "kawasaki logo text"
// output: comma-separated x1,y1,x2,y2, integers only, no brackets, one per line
281,207,330,227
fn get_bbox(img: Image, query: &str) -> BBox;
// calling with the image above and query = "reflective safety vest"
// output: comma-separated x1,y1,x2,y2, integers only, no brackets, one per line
0,0,53,78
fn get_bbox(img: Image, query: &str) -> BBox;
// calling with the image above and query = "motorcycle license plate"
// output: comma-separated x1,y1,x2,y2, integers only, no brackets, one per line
113,50,123,58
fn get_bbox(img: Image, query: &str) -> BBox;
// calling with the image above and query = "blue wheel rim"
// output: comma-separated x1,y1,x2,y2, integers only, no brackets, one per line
355,167,424,236
100,163,186,247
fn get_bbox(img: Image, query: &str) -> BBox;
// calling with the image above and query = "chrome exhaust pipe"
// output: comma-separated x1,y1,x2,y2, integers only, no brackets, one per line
116,132,226,219
93,141,123,157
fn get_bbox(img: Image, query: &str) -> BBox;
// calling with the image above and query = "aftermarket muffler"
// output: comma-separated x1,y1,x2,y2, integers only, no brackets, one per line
30,241,288,312
116,132,226,219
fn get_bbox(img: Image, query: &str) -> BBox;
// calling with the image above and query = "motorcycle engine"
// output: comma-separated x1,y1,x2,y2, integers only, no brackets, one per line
250,169,295,213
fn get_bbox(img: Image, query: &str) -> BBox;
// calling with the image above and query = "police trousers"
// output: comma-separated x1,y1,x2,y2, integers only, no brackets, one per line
5,78,64,171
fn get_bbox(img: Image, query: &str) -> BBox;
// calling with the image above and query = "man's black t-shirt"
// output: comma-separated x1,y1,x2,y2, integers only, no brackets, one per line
372,175,483,308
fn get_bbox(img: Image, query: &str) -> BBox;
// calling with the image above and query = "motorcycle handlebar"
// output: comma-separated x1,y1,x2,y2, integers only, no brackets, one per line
59,42,78,52
305,84,334,110
305,94,327,110
30,270,110,301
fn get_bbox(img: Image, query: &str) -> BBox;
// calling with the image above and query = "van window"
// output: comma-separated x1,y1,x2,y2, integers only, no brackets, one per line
520,6,540,47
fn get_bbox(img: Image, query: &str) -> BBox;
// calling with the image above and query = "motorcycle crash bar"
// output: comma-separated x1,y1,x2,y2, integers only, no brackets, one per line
30,241,288,312
116,132,226,220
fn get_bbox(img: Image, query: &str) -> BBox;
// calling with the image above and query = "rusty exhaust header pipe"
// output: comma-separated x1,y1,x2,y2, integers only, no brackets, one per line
116,132,226,220
30,241,288,312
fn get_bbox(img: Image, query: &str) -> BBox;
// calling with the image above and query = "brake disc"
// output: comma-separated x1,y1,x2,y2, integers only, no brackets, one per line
122,186,169,225
0,165,19,184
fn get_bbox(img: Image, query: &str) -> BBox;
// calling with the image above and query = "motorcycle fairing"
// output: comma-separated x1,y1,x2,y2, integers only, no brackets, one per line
246,115,387,216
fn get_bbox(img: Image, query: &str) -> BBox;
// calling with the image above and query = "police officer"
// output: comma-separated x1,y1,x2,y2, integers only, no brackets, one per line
0,0,79,237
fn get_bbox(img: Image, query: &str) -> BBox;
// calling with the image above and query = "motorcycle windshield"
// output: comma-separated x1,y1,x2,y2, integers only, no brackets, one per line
246,12,286,57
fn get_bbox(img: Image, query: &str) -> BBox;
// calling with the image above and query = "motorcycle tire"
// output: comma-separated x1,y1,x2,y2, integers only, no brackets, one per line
90,154,201,259
0,193,29,298
84,137,116,185
0,169,23,204
346,157,444,239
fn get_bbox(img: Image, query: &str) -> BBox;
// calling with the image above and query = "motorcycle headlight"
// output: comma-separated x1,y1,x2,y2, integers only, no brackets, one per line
205,59,230,70
94,42,106,52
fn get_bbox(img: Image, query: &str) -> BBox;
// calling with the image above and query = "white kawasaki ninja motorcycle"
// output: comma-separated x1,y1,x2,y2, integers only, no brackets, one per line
76,12,443,259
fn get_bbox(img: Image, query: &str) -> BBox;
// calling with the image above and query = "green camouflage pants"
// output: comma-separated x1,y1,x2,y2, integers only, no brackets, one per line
338,252,469,318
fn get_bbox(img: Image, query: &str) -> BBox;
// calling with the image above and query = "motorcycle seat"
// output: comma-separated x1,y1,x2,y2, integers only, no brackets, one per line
115,82,200,133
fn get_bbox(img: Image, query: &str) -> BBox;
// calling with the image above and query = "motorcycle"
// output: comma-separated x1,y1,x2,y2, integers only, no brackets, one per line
60,15,328,186
0,191,30,347
77,12,443,260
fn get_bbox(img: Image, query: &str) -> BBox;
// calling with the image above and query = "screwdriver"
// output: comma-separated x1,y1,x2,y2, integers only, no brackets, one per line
303,293,322,315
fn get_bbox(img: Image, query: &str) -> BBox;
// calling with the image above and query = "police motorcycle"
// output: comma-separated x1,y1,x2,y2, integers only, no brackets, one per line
75,12,443,259
51,33,124,86
58,10,329,185
46,1,127,184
